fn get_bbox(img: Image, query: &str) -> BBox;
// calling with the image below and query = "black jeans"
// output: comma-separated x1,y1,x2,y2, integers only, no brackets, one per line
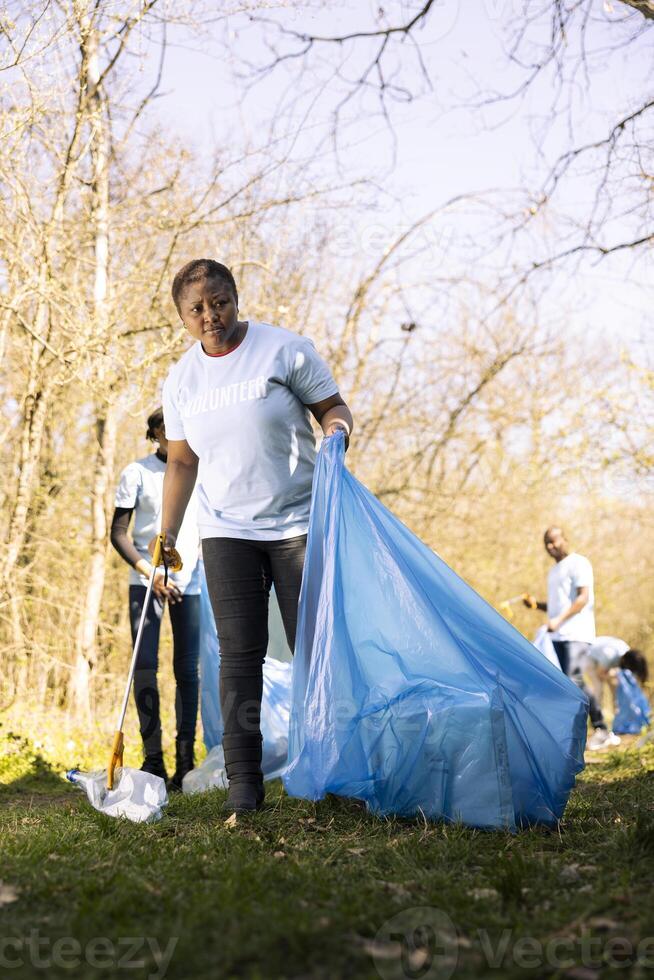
129,586,200,750
552,639,606,730
202,535,306,784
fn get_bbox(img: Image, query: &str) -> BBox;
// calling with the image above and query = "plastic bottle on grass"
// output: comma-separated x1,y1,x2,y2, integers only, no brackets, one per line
66,767,168,823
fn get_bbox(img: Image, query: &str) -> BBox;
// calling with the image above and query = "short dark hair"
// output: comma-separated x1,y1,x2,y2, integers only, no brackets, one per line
171,259,238,312
146,407,164,441
543,525,565,543
620,648,649,685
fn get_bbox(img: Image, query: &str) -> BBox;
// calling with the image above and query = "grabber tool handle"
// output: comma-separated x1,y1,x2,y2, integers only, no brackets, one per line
153,532,184,580
151,534,163,568
107,533,180,790
107,730,124,790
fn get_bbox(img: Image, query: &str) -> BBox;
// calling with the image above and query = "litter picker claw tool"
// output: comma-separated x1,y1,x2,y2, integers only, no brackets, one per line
498,593,533,621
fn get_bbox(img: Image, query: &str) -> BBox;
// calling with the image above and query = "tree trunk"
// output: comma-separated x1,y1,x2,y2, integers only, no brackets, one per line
73,408,117,719
72,14,113,720
1,301,53,600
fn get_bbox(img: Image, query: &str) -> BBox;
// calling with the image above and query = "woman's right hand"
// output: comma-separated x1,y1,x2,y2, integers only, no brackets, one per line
147,532,178,563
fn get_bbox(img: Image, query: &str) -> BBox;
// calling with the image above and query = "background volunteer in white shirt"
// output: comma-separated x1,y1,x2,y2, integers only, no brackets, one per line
586,637,649,711
110,408,201,789
523,525,619,750
158,259,354,815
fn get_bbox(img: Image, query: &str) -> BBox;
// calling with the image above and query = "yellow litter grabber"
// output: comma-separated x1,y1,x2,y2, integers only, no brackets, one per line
106,533,182,790
498,593,534,621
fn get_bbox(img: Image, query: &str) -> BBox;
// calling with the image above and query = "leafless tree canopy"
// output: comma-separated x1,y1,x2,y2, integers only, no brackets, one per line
0,1,651,729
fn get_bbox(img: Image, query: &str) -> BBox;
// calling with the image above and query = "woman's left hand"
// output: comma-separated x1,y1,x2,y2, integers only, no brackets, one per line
308,394,353,452
152,572,183,604
325,422,350,451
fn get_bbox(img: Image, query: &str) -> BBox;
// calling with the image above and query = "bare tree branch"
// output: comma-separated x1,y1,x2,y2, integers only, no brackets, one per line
619,0,654,19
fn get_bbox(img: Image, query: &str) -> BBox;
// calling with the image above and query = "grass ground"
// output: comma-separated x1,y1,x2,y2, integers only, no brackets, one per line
1,728,654,980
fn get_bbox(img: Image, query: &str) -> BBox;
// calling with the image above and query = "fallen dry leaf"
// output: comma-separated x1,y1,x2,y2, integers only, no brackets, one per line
470,887,499,901
223,813,238,829
0,883,19,907
358,939,401,961
375,879,412,900
587,916,620,931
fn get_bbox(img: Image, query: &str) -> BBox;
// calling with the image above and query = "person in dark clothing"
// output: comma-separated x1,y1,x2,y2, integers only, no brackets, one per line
110,408,201,790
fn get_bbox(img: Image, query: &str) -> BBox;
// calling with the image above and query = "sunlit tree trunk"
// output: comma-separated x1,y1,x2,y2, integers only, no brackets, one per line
72,13,114,720
1,284,53,601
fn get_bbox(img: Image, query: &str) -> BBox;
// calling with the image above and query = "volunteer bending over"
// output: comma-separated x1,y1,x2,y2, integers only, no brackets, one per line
158,259,354,814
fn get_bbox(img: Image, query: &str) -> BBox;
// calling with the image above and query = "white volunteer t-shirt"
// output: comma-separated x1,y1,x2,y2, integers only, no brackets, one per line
162,321,338,540
115,453,201,593
587,636,629,670
547,552,595,643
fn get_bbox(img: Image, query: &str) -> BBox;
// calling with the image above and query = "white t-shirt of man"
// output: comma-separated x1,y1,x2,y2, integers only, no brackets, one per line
587,636,629,670
115,453,201,593
547,552,596,643
162,321,339,541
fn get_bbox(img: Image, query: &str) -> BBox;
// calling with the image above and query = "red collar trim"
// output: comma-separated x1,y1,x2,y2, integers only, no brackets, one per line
201,325,247,358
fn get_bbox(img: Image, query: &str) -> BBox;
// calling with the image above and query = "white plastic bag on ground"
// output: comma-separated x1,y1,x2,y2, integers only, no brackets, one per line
182,745,229,793
66,767,168,823
533,626,562,670
183,657,292,794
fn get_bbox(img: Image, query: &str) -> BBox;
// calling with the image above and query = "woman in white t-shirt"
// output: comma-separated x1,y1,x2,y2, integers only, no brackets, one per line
111,408,201,790
158,259,354,814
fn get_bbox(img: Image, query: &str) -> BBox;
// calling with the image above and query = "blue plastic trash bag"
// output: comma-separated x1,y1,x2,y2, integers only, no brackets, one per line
533,626,563,671
284,432,588,829
66,768,167,823
613,669,651,735
198,564,223,751
198,562,291,751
